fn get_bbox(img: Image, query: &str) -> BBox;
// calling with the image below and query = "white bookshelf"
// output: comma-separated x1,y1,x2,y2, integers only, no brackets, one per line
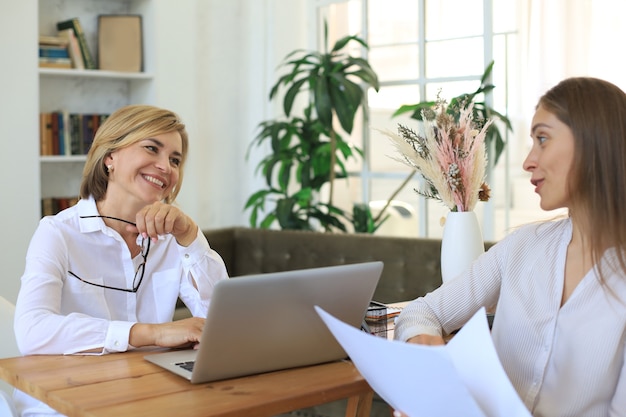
37,0,156,212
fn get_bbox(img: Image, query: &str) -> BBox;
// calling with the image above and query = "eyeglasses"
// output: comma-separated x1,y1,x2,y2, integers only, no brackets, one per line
68,215,151,293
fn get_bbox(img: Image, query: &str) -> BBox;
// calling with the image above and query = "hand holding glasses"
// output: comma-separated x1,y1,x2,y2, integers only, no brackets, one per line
68,215,151,293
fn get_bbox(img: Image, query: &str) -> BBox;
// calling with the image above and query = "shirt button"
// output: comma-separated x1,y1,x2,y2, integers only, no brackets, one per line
185,254,190,259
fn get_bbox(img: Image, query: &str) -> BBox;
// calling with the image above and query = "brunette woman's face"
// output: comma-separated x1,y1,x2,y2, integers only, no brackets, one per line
522,105,576,211
105,131,183,204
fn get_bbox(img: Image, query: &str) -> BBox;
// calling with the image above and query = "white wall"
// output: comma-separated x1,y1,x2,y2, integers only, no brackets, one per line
165,0,310,229
0,0,309,302
0,1,40,303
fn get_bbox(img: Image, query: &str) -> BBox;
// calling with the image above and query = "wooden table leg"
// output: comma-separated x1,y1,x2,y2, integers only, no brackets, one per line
344,390,374,417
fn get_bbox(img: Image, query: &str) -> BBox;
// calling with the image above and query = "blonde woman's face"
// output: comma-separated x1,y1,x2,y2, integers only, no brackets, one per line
105,131,183,204
523,105,575,211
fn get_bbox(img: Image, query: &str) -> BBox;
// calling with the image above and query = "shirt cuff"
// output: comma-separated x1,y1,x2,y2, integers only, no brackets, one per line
104,320,135,352
177,228,210,266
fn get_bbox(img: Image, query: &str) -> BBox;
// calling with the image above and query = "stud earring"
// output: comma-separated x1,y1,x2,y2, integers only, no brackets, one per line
107,165,113,172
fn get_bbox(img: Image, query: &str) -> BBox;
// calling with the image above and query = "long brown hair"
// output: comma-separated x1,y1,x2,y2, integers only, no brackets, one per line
538,77,626,279
80,105,189,203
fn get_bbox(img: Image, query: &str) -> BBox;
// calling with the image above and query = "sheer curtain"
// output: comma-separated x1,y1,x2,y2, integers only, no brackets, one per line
521,0,626,119
501,0,626,230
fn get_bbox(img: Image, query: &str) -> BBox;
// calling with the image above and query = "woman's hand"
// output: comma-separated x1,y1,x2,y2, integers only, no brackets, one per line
406,334,445,346
132,201,198,246
130,317,205,348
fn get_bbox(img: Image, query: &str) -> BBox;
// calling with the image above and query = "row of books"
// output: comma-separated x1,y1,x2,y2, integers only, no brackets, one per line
39,18,95,70
41,197,79,217
40,112,109,156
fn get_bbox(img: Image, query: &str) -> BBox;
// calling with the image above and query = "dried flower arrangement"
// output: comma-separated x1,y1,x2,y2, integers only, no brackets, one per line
380,98,492,212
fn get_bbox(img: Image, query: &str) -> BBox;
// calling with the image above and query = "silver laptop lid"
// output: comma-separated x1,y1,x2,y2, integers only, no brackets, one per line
157,261,382,383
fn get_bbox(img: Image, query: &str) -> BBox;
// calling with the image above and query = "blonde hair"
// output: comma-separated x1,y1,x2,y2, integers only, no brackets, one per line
80,105,189,203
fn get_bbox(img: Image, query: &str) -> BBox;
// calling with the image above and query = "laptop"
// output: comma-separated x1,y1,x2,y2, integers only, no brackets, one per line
144,261,384,383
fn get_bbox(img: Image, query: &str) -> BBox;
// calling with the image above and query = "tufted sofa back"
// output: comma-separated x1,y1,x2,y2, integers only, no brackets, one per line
203,227,494,303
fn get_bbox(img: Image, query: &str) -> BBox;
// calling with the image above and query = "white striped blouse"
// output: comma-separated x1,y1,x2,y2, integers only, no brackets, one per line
394,218,626,417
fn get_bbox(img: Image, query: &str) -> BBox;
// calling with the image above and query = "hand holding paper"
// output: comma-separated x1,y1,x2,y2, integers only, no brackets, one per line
315,306,531,417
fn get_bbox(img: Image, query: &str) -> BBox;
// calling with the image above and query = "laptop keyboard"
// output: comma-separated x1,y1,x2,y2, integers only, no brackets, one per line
176,361,195,372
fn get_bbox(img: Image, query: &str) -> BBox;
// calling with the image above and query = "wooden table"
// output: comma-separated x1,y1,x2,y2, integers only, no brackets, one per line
0,350,374,417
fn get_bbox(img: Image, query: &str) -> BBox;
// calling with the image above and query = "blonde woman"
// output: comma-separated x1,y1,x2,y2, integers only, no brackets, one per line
14,105,228,417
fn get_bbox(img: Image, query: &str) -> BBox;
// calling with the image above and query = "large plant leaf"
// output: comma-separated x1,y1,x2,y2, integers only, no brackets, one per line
480,60,495,84
314,76,333,128
259,155,276,184
344,57,380,90
259,213,277,229
283,77,309,116
392,102,435,119
244,189,272,209
277,160,293,192
309,208,348,232
332,35,367,53
335,138,355,159
348,68,380,91
330,75,363,133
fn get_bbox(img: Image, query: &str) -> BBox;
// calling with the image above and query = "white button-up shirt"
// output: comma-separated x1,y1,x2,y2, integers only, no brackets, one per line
14,196,228,355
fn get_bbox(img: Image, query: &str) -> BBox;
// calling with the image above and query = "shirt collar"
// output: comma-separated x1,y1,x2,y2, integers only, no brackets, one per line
77,196,106,233
76,196,144,245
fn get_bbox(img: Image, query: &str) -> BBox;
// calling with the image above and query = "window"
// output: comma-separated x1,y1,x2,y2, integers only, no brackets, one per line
313,0,533,241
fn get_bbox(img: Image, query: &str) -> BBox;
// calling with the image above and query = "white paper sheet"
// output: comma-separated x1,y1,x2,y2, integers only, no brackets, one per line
315,306,531,417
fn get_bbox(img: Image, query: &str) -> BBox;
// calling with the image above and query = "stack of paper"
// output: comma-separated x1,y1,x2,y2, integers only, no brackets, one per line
315,306,531,417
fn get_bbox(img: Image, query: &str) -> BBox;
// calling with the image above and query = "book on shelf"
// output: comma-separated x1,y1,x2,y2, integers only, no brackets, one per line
98,15,143,72
38,35,69,47
41,196,80,217
39,45,70,59
39,113,53,156
38,57,72,69
56,18,96,70
57,28,85,69
40,112,109,156
50,113,60,155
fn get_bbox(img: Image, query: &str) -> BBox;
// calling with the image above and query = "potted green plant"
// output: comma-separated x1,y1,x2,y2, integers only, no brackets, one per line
245,22,380,232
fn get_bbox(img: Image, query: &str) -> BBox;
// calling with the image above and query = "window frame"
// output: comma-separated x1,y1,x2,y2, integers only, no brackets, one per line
312,0,517,240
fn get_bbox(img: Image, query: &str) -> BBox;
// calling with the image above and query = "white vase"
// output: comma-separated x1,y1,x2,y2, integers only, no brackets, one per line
440,211,484,284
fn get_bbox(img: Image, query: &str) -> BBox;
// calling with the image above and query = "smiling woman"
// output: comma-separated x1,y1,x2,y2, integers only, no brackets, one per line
81,105,189,205
13,104,230,417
